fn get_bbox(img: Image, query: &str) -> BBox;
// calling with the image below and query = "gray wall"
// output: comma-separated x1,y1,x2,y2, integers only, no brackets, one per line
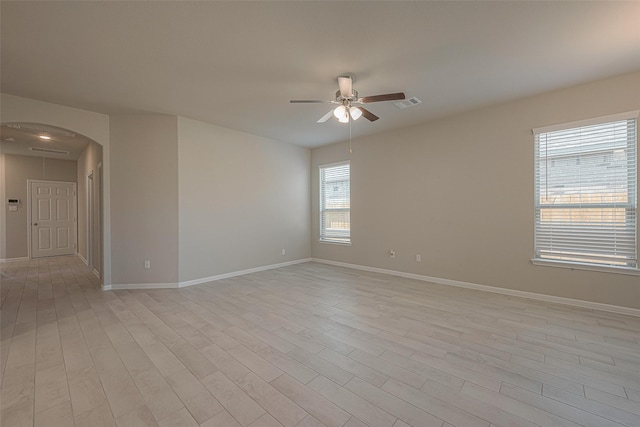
177,117,311,282
3,71,638,310
1,93,112,286
2,154,77,259
66,113,312,287
109,115,179,285
0,152,4,259
311,71,640,310
77,141,103,275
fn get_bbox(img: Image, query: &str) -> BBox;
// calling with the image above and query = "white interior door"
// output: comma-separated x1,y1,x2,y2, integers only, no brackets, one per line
31,181,77,258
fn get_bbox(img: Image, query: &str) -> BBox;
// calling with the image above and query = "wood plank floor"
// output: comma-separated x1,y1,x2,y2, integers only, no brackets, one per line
2,256,640,427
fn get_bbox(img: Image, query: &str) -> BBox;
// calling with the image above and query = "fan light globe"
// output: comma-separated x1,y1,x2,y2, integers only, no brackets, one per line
333,105,347,119
350,107,362,121
338,115,349,123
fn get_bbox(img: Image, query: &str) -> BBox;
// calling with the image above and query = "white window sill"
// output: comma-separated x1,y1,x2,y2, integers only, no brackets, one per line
319,239,351,246
531,258,640,276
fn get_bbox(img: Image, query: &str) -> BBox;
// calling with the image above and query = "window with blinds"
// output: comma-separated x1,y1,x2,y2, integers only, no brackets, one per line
534,113,637,269
320,162,350,244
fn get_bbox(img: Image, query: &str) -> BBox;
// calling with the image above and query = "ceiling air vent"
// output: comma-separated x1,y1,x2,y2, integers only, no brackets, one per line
8,123,76,138
394,97,422,109
29,147,70,155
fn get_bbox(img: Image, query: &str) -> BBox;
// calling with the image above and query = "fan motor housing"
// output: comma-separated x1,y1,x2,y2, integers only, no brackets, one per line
336,89,358,102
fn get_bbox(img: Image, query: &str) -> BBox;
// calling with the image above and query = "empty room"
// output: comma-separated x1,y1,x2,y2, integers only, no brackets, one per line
1,2,640,427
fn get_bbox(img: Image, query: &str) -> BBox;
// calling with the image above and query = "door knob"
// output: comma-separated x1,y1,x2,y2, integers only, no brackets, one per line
33,223,38,226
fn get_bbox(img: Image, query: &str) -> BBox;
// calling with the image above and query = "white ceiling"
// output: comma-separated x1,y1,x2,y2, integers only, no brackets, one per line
1,123,91,160
2,1,640,148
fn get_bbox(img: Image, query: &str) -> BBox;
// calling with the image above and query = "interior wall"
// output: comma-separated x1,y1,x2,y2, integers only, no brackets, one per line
0,93,111,286
2,154,77,259
177,117,311,283
77,141,103,274
109,115,179,285
311,71,640,310
0,152,6,259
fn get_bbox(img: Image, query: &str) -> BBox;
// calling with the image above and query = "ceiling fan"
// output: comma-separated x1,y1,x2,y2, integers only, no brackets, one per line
290,76,405,123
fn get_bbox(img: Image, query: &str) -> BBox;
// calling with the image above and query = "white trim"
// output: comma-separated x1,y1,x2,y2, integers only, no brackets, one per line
178,258,312,288
92,268,100,279
110,282,179,290
100,255,640,317
532,110,639,135
104,258,312,291
531,258,640,276
318,160,350,169
318,239,352,246
319,161,351,245
77,252,88,266
87,170,94,269
0,257,30,263
311,258,640,318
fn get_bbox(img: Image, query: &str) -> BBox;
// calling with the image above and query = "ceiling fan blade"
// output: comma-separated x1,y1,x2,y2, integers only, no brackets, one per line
359,107,379,122
317,110,334,123
338,76,352,98
290,99,332,103
360,92,405,103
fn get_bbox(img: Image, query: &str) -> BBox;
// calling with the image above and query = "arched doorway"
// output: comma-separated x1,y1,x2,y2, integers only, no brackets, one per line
1,122,104,285
0,94,111,289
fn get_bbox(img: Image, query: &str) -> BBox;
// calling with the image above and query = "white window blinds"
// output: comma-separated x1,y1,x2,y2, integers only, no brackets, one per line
534,114,637,269
320,162,350,243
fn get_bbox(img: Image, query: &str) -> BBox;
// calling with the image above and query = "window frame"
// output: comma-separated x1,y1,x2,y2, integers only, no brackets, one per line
532,111,639,274
319,161,351,245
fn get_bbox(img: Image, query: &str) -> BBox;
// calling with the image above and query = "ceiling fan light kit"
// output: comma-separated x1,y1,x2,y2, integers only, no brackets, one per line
349,106,362,120
291,75,406,124
334,105,347,120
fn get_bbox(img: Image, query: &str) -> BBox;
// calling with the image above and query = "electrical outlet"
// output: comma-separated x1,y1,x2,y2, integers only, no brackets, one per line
389,249,396,258
281,248,286,255
144,260,151,269
416,254,422,262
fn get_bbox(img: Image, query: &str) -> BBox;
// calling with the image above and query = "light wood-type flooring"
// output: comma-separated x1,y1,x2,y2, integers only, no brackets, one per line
2,256,640,427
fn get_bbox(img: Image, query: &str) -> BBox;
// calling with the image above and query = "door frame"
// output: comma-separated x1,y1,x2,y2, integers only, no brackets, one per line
87,171,94,268
27,179,78,259
97,162,103,278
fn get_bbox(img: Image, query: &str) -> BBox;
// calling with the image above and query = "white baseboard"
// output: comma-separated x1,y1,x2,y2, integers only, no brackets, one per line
107,258,312,291
76,254,100,280
311,258,640,318
109,282,178,290
77,253,88,266
0,257,30,263
179,258,312,287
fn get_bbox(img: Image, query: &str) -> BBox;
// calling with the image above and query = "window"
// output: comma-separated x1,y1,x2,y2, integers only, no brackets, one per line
320,161,350,244
533,112,637,270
